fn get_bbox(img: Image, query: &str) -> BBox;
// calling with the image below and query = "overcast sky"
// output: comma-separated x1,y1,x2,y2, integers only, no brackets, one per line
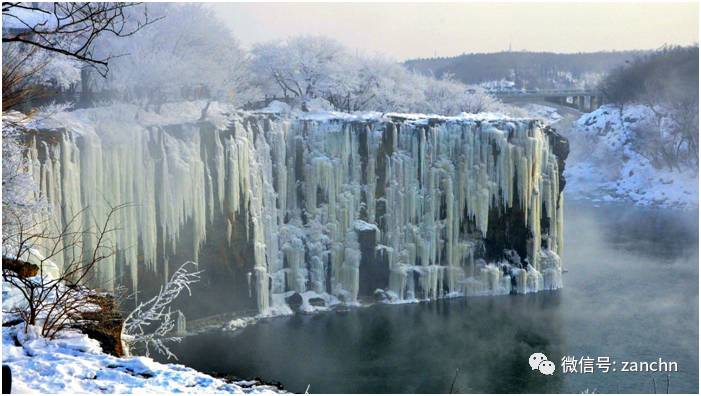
209,2,699,60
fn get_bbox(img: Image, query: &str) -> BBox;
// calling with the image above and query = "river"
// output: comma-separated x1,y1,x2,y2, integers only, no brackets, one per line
165,200,699,393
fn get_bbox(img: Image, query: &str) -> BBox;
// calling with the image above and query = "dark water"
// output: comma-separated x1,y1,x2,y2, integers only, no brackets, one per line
167,201,699,393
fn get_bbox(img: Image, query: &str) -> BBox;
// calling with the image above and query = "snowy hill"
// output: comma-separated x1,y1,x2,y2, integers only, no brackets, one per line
564,104,698,208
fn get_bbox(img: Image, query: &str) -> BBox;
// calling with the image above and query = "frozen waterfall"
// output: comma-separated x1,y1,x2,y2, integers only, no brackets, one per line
24,103,568,315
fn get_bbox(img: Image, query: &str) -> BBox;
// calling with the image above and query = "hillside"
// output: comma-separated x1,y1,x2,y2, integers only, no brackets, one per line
404,50,646,89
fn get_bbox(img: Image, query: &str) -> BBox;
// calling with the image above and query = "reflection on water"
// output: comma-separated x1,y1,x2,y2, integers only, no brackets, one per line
167,201,698,393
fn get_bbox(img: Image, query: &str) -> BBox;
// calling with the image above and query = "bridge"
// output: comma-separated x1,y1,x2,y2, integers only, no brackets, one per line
494,88,604,112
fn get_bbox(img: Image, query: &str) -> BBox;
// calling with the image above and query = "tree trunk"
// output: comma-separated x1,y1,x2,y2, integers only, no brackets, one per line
78,67,93,108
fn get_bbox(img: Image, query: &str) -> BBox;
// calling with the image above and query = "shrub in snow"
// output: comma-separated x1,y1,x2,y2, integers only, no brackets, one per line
2,201,125,338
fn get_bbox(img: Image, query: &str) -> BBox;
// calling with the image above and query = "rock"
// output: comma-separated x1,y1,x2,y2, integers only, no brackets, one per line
285,292,303,312
2,258,39,278
2,365,11,394
503,249,522,266
373,289,390,303
544,126,570,193
308,297,325,307
78,294,124,357
208,372,285,391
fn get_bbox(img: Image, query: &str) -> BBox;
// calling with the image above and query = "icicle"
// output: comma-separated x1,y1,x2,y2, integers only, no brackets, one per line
175,311,187,337
28,110,565,312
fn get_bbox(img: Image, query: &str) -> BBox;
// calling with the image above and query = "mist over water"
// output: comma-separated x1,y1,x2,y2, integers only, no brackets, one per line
163,201,698,393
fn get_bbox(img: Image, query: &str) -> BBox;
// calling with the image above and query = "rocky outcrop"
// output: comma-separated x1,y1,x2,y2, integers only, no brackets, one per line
2,258,39,278
78,294,125,357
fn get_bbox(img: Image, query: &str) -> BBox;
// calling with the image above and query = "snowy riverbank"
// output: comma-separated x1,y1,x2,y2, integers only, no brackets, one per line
563,104,698,209
1,323,282,393
2,279,285,394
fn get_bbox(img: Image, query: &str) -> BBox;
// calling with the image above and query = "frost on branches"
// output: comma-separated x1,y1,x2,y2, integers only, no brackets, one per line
2,112,45,231
250,36,509,115
122,261,201,360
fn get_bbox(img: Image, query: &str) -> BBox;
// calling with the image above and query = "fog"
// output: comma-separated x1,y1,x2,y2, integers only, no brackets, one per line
165,202,699,393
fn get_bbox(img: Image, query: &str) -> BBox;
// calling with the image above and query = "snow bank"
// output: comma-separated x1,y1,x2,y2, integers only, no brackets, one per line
258,100,292,114
2,323,282,393
519,104,562,126
565,104,698,208
33,101,237,133
1,280,284,394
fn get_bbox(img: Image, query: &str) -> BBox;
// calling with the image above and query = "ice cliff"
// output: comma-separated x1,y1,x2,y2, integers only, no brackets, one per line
23,102,568,315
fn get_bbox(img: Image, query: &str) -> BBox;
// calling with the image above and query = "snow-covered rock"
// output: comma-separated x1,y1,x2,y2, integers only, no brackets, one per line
565,104,698,208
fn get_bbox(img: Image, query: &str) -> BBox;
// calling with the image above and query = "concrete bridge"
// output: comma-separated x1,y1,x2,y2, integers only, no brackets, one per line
494,88,604,112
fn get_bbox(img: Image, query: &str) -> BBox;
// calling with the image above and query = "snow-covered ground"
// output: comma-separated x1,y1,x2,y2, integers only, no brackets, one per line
257,99,524,124
563,104,698,208
2,281,285,394
519,103,563,126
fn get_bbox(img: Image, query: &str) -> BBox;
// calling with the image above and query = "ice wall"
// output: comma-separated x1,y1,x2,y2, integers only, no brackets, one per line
26,105,567,314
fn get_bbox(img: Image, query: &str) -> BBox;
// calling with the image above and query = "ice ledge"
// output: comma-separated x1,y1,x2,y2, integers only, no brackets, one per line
27,100,542,137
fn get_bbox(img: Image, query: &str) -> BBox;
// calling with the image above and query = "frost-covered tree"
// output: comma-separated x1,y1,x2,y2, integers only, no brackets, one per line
251,36,345,104
1,112,46,229
2,2,157,110
2,43,83,111
250,36,505,115
96,3,253,107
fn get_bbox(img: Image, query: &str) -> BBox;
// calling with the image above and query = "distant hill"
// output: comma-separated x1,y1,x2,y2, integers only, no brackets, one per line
404,51,647,90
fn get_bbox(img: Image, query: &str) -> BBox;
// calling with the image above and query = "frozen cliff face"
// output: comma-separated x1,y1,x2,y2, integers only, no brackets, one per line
23,103,567,315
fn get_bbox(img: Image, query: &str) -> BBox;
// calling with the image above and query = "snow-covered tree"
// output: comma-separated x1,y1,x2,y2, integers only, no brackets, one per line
1,112,46,233
249,36,506,115
251,36,346,104
95,3,253,106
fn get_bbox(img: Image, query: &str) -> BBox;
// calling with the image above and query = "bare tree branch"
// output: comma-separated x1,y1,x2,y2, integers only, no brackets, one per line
2,2,163,77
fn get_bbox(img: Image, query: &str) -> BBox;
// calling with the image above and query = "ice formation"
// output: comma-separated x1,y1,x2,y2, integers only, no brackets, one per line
23,104,567,314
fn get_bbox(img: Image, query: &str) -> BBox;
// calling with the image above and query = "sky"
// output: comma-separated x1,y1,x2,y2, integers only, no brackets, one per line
209,2,699,60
